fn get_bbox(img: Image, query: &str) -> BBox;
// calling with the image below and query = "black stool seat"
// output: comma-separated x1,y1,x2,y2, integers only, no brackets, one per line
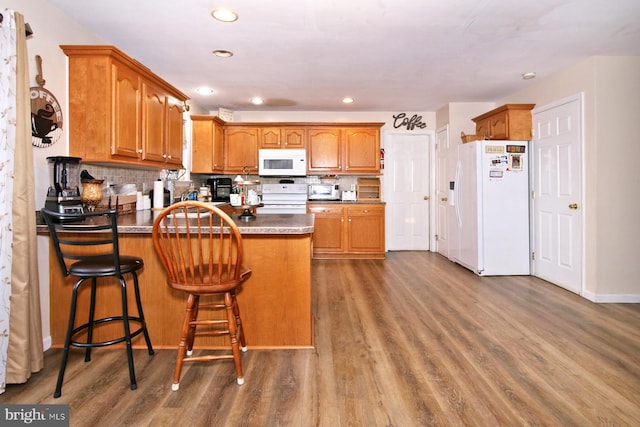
41,207,154,399
69,255,143,276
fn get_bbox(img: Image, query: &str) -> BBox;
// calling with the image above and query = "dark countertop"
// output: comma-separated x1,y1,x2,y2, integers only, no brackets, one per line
36,209,315,235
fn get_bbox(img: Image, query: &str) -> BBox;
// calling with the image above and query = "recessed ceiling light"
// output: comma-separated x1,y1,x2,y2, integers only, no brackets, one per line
342,97,354,104
250,97,264,105
522,72,536,80
211,8,238,22
213,49,233,58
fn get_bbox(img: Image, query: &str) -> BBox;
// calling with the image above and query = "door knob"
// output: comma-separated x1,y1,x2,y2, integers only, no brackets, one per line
424,196,429,200
568,203,579,210
441,197,448,202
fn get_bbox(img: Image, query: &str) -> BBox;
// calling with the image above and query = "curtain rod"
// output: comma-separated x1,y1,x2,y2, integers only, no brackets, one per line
0,13,34,37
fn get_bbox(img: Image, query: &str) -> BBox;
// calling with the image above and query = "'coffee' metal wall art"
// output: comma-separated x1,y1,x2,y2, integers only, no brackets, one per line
392,113,426,131
31,55,63,147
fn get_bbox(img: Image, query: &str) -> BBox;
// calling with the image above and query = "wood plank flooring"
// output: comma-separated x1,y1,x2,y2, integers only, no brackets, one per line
3,252,640,426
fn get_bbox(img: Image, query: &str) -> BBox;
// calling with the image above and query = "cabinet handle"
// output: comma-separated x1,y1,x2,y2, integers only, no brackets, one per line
167,154,172,159
362,209,369,213
568,203,579,210
162,154,167,159
424,196,429,200
138,149,143,154
441,197,448,202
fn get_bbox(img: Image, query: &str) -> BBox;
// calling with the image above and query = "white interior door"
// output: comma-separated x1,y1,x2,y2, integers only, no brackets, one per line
532,95,583,294
436,126,450,257
385,132,431,251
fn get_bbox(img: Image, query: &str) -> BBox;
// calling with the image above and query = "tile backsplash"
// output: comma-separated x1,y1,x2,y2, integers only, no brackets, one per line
82,165,166,193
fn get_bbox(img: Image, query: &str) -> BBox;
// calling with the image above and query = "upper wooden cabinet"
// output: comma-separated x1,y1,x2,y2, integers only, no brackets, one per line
191,115,225,173
190,121,382,176
61,45,188,168
259,127,306,149
472,104,535,141
224,126,259,174
307,124,382,174
307,128,342,172
343,127,380,174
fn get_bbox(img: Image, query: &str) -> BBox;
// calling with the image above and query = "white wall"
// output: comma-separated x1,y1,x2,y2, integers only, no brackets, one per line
220,110,436,133
498,56,640,300
6,0,106,349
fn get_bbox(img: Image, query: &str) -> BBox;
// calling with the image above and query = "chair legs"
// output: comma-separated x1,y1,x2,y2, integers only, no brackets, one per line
54,279,84,399
171,292,247,391
53,273,154,399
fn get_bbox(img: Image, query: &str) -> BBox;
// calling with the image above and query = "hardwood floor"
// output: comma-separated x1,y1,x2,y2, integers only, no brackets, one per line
4,252,640,426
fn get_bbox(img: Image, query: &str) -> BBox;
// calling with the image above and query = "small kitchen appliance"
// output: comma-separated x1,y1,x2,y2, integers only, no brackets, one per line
45,156,84,213
308,183,341,201
206,177,232,202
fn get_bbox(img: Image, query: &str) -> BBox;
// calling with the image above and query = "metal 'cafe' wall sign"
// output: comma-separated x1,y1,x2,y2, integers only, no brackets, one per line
392,113,426,131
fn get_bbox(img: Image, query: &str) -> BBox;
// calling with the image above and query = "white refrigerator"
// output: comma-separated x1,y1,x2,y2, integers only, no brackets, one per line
450,139,530,276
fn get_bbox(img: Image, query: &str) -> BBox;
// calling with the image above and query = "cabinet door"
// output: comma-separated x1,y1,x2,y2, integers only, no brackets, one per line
192,117,224,173
476,118,491,139
307,128,341,173
344,128,380,174
259,127,281,148
259,127,306,149
141,81,167,163
347,205,385,253
489,111,509,140
165,100,184,166
307,205,345,253
112,63,141,159
282,128,306,148
224,127,259,173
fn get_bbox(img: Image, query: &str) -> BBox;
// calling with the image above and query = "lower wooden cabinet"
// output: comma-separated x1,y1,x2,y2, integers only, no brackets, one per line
308,203,385,259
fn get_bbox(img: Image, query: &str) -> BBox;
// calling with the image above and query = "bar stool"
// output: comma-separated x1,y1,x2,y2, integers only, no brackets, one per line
152,201,252,390
41,207,154,398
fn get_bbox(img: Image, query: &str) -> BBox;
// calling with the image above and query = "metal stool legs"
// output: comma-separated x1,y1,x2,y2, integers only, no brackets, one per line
53,273,154,398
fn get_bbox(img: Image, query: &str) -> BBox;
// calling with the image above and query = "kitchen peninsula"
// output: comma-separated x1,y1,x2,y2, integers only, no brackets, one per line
38,210,315,350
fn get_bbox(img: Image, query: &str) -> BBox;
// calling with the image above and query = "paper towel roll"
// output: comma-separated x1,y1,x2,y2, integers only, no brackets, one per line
153,180,164,209
136,191,143,211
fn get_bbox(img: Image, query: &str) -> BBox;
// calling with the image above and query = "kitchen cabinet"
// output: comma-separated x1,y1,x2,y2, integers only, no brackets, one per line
191,115,225,173
307,125,382,174
259,127,306,149
472,104,535,141
307,128,342,173
308,203,385,259
224,126,259,174
344,127,380,174
141,80,184,166
61,45,188,168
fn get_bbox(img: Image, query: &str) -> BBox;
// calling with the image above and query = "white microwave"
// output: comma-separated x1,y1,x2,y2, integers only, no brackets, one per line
258,149,307,176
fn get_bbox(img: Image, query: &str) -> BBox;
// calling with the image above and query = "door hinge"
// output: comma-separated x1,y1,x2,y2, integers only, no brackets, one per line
531,252,536,261
435,234,439,241
531,190,535,199
531,128,535,138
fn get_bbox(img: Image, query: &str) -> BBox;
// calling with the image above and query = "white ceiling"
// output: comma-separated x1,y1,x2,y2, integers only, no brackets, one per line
48,0,640,112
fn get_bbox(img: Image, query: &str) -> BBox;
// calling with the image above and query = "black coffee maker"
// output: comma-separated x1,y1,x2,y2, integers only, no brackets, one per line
44,156,84,213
